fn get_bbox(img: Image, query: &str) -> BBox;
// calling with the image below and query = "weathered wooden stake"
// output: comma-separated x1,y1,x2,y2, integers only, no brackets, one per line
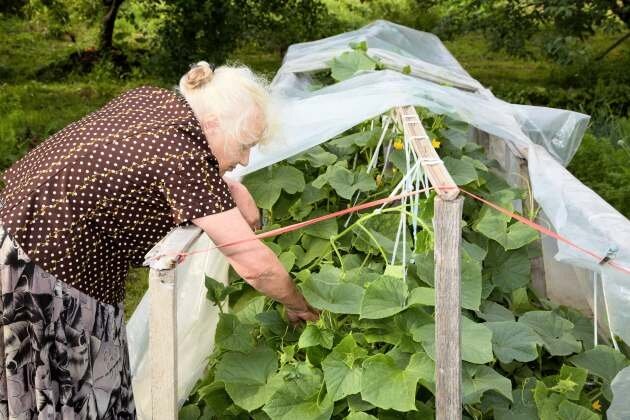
148,268,178,419
433,196,464,420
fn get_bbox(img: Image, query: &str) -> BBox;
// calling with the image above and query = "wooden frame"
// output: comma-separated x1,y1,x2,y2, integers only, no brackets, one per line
142,107,468,419
395,106,463,420
144,225,204,419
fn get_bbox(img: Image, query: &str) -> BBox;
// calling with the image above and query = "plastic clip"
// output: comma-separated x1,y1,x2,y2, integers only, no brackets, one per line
599,245,619,265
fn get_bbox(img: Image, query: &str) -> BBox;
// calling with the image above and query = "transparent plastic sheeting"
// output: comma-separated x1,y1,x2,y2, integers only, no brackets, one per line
127,234,229,418
609,367,630,420
127,20,630,416
528,143,630,343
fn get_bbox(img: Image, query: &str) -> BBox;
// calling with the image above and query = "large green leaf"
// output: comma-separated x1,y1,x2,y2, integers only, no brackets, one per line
462,363,513,404
179,406,200,420
319,165,377,199
494,381,538,420
303,215,338,239
236,295,266,325
555,365,588,401
322,335,367,401
412,249,481,310
326,165,356,199
329,130,378,150
299,266,364,314
519,311,582,356
443,156,478,185
298,324,334,349
360,275,408,319
361,352,429,411
473,189,538,250
288,198,313,221
215,346,280,411
215,313,255,352
297,236,331,267
345,413,377,420
477,301,515,322
263,363,333,420
353,214,411,260
328,50,377,81
533,380,566,420
245,166,306,209
473,190,514,229
533,380,600,420
407,287,435,307
485,321,541,363
288,146,337,167
412,316,494,364
557,400,600,420
485,244,531,294
506,222,539,250
569,345,630,401
461,248,482,311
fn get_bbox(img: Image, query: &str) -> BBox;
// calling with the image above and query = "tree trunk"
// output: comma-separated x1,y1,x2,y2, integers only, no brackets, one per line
100,0,124,52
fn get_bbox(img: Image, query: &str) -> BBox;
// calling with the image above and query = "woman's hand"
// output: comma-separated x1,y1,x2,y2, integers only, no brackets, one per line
283,289,321,326
286,304,321,326
224,178,261,230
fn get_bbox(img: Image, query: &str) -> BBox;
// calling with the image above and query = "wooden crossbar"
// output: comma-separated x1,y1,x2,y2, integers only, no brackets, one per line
394,106,459,201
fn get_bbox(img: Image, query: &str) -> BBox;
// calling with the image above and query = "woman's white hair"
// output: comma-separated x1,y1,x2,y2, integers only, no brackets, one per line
177,61,272,145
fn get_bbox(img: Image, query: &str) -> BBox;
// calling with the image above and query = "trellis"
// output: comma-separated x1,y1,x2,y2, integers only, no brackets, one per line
142,105,539,419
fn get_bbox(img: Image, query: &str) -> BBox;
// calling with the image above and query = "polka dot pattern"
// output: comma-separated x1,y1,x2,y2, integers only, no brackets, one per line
0,86,236,305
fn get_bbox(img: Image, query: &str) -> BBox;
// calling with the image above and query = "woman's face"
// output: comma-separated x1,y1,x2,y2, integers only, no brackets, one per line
202,110,265,175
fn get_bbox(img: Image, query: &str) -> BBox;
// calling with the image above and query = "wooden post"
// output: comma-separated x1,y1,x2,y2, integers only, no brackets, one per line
395,106,462,419
149,268,178,419
143,224,204,419
434,196,464,420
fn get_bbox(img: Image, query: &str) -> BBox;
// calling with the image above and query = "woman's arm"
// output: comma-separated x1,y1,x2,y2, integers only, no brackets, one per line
192,207,319,323
222,178,261,230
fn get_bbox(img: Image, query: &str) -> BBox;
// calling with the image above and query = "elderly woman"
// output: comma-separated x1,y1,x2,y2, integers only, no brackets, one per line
0,61,318,418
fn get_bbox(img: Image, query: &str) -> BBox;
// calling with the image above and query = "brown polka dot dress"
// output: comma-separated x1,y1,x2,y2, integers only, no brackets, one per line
0,85,236,418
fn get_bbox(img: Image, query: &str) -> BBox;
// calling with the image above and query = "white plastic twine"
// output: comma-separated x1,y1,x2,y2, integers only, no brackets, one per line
601,271,620,351
593,270,599,347
344,116,392,228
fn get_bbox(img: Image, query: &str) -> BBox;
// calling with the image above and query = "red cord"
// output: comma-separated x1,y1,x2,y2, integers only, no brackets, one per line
149,187,629,276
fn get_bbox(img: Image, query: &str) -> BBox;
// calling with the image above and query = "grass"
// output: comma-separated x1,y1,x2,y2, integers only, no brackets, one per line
1,13,628,319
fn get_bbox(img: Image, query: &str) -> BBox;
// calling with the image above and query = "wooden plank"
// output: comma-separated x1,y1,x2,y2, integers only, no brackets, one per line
433,196,464,420
395,106,459,201
144,224,203,270
515,157,547,298
472,129,547,298
149,267,178,419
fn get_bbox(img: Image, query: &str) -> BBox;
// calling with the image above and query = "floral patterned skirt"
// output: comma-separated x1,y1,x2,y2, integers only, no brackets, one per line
0,225,136,419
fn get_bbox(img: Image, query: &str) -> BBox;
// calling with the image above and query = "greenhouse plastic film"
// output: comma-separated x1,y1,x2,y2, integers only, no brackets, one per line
609,366,630,420
127,20,630,416
127,234,229,417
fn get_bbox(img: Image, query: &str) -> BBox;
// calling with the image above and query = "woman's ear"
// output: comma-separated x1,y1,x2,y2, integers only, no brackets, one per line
200,115,219,135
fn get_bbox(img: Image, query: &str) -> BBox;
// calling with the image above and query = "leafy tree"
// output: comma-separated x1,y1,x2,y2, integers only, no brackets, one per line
241,0,338,56
151,0,334,77
100,0,125,52
437,0,630,63
151,0,249,77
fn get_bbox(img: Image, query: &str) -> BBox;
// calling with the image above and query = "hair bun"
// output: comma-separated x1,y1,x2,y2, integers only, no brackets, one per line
184,61,214,90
